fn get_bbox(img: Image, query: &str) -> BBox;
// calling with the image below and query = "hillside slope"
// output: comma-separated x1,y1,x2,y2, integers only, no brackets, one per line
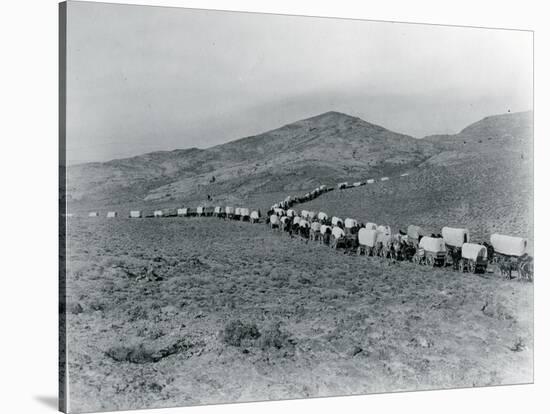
301,111,533,244
66,112,437,209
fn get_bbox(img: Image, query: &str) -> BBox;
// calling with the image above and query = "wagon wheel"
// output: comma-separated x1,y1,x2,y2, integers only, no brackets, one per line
458,260,464,273
425,256,432,266
469,260,476,274
357,246,362,256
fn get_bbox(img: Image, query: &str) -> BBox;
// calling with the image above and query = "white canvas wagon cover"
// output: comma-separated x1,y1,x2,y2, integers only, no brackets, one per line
364,222,377,230
407,225,425,240
270,215,280,225
214,206,222,214
301,210,309,218
250,211,259,219
196,206,204,214
225,206,234,214
461,243,488,261
331,216,343,226
299,219,310,228
358,228,377,247
377,225,391,236
353,182,363,187
367,179,375,184
130,210,141,218
442,227,470,247
293,216,301,225
306,211,316,220
88,212,98,217
311,222,321,232
280,216,290,224
332,226,345,239
317,212,328,221
274,207,285,216
107,211,117,218
345,218,358,228
320,224,331,234
419,237,446,253
235,207,241,215
380,177,389,181
286,209,296,217
337,182,348,189
240,208,250,217
490,234,527,257
153,210,163,217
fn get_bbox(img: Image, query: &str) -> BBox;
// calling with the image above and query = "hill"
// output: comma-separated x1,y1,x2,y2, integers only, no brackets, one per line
66,111,438,210
300,111,533,244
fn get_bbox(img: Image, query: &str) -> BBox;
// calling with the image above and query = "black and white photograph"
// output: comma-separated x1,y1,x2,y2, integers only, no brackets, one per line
57,1,536,413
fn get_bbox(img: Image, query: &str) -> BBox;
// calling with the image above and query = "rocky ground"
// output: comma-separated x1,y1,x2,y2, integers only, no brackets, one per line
64,217,533,413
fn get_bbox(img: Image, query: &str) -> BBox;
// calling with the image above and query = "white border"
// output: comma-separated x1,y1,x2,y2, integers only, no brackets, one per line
0,1,548,414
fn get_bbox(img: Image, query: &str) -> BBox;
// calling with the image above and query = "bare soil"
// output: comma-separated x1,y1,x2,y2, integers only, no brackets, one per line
65,217,533,413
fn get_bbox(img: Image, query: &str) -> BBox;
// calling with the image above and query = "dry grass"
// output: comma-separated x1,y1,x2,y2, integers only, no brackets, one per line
65,217,533,412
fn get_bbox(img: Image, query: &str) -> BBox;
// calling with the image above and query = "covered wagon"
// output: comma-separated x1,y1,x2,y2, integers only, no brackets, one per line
250,210,260,223
240,208,250,221
225,206,235,219
407,225,426,241
442,227,469,248
364,222,377,231
337,182,348,190
367,179,375,184
269,214,280,229
106,211,117,218
317,212,329,222
490,234,531,281
380,177,389,182
459,243,488,273
357,228,378,255
345,218,358,229
88,212,99,217
153,210,163,218
129,210,142,218
416,236,447,266
331,216,343,227
331,226,346,249
286,209,296,217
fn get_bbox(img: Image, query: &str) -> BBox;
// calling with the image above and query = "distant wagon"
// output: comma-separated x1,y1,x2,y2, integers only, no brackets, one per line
319,185,327,190
153,210,163,218
214,206,225,218
380,177,389,182
163,208,177,217
240,208,250,221
88,212,99,217
416,236,447,267
364,222,377,231
177,208,187,217
357,228,378,255
196,206,205,217
250,210,260,223
442,227,469,248
407,225,426,242
459,243,488,273
337,182,348,190
331,226,346,249
106,211,117,218
129,210,142,218
225,206,235,219
367,179,375,184
400,173,409,177
490,234,531,281
274,207,285,217
306,211,316,220
331,216,343,227
353,182,364,187
269,214,280,230
286,209,296,218
317,212,329,222
344,218,358,230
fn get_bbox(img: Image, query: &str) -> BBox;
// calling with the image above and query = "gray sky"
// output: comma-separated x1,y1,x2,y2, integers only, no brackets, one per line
66,1,533,164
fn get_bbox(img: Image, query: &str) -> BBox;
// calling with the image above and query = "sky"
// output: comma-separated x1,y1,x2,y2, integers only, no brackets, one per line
65,1,533,164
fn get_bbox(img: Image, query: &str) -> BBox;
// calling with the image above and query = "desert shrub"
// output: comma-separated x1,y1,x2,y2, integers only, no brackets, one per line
222,320,260,347
258,322,292,350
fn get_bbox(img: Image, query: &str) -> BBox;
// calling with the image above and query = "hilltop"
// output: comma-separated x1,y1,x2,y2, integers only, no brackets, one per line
66,111,438,209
